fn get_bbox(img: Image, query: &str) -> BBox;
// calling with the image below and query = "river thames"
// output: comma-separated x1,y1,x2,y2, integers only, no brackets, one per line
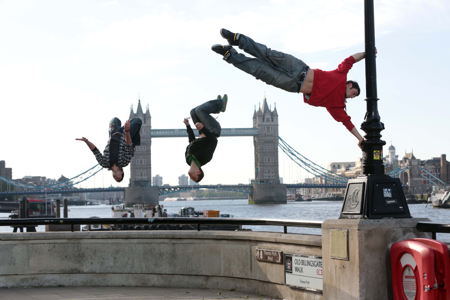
1,199,448,242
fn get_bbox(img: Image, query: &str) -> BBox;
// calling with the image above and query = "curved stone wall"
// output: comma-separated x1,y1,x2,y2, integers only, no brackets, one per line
0,230,322,299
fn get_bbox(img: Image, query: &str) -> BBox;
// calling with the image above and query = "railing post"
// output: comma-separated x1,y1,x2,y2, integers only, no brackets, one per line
63,199,68,218
56,199,61,218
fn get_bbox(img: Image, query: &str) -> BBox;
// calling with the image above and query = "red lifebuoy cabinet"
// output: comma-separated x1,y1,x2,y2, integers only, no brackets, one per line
412,238,450,300
390,239,450,300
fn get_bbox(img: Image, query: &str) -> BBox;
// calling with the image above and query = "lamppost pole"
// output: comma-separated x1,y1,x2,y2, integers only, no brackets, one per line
340,0,411,219
361,0,385,176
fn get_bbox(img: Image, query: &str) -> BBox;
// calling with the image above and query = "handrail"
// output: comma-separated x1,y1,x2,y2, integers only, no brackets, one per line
0,217,323,234
416,222,450,240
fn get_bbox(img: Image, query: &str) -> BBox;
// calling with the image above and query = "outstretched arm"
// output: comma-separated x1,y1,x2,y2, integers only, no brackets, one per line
184,118,195,142
350,127,366,149
352,52,366,63
76,137,97,151
76,137,109,167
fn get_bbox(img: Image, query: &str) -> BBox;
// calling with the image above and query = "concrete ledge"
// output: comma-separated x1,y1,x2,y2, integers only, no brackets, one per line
0,230,322,246
0,286,269,300
0,230,322,300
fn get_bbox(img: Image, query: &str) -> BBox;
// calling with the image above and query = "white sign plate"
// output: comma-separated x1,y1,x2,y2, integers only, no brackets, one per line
285,254,323,292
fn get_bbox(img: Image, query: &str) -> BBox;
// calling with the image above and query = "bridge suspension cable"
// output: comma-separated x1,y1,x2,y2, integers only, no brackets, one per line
418,166,447,186
0,164,104,191
278,137,348,184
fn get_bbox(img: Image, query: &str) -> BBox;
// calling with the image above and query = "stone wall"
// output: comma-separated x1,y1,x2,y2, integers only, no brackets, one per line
0,231,322,300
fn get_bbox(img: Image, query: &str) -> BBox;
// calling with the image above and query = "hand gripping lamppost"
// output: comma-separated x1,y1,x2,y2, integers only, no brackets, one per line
340,0,411,219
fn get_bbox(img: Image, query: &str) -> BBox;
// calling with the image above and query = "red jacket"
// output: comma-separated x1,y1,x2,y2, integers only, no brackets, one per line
303,56,356,131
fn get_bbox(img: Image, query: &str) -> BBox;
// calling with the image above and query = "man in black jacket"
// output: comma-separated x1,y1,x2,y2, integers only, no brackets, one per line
184,95,228,182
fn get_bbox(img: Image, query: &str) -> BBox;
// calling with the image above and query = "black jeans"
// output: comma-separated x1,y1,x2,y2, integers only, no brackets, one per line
129,118,142,146
190,99,222,137
226,34,310,93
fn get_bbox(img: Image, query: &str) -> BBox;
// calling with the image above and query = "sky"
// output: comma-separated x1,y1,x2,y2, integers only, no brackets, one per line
0,0,449,187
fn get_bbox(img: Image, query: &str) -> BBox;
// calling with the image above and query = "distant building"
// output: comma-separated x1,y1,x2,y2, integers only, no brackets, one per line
0,160,12,180
322,143,450,195
152,174,163,186
0,161,13,199
382,144,449,193
188,178,199,186
329,161,357,176
178,174,188,186
18,176,50,186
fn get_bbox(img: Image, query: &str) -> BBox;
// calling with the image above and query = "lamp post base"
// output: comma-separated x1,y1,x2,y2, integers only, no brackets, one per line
340,175,411,219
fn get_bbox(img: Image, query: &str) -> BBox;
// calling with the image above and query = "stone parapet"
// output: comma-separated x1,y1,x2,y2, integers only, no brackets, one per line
0,231,322,300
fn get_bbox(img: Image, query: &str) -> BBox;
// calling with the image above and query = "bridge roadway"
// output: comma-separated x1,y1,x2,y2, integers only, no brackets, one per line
0,183,346,196
151,127,259,137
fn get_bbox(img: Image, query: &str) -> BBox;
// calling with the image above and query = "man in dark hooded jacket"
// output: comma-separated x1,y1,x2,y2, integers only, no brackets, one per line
184,95,228,182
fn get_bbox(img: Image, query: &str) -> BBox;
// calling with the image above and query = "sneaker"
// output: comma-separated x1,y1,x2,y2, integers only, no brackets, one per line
211,44,232,57
220,94,228,112
220,28,239,46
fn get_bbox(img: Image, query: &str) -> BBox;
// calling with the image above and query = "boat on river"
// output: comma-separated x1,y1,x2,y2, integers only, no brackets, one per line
82,204,241,231
429,189,450,208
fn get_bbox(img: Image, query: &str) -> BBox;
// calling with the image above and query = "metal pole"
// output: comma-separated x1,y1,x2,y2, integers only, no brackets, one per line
340,0,411,219
361,0,386,175
63,199,68,218
56,199,61,218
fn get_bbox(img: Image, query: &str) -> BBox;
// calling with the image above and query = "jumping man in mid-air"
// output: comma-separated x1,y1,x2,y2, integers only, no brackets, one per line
77,117,142,182
212,28,367,147
184,95,228,182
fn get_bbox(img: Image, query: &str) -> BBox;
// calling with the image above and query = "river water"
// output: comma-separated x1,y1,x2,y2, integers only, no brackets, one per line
1,199,449,242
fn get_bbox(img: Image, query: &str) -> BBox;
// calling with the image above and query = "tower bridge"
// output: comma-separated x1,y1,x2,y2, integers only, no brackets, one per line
0,99,351,202
126,98,287,205
151,128,259,137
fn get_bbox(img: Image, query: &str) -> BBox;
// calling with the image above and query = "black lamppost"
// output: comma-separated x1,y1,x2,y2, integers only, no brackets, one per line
340,0,411,219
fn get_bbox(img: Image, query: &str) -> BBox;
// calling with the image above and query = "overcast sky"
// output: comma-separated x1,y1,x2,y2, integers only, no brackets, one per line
0,0,449,187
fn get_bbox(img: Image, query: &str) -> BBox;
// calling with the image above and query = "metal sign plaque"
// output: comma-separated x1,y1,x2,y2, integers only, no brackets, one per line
285,254,323,292
255,248,283,264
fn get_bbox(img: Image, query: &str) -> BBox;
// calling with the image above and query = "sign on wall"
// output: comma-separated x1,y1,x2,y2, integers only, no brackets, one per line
255,248,283,264
284,254,323,292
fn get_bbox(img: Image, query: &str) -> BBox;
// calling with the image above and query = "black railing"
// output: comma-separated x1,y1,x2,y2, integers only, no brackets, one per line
1,218,448,240
416,222,450,240
0,217,323,234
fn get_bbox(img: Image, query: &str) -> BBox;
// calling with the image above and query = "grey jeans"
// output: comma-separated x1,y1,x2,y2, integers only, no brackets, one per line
190,99,222,137
226,34,310,93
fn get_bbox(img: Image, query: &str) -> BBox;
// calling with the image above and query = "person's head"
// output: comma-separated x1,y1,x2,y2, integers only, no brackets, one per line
345,80,360,99
109,117,122,136
194,122,205,131
111,164,124,182
188,163,204,183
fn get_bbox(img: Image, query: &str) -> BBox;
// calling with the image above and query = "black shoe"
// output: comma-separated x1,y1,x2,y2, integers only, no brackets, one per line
220,94,228,112
220,28,239,46
211,44,232,58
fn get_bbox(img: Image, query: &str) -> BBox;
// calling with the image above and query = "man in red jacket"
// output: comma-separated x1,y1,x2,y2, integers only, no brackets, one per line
212,28,366,147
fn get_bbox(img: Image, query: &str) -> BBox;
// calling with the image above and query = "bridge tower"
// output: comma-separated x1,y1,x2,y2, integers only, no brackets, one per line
124,100,159,206
250,98,286,204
